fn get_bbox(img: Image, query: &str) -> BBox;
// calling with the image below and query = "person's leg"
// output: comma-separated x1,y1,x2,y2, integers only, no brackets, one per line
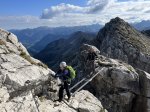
87,61,93,77
92,60,95,73
58,85,64,102
64,81,71,100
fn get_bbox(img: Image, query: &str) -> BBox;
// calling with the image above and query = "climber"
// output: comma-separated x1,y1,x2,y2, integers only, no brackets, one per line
86,47,97,75
54,62,76,102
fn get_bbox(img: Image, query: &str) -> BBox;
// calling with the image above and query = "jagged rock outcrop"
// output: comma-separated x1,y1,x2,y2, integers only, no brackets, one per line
132,69,150,112
0,28,54,91
0,28,54,111
0,28,105,112
78,44,150,112
94,17,150,73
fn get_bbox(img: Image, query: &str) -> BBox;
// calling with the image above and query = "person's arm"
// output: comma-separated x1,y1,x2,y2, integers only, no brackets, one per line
55,69,62,78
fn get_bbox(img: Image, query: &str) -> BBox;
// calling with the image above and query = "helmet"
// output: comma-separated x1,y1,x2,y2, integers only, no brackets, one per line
60,61,67,68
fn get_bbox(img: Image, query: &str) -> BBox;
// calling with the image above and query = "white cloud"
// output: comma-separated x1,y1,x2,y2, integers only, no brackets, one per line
41,0,113,19
1,0,150,29
41,0,150,23
41,3,86,19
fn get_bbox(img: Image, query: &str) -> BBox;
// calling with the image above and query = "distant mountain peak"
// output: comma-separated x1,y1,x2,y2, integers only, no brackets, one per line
95,17,150,73
104,17,131,31
97,17,150,53
110,17,125,23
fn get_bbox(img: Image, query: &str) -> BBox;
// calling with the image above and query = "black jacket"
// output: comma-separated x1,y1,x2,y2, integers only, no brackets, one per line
55,68,70,81
87,52,97,61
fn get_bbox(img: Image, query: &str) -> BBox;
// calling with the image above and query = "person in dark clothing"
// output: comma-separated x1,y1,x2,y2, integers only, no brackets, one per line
86,48,97,61
58,81,70,102
55,62,71,102
86,48,97,75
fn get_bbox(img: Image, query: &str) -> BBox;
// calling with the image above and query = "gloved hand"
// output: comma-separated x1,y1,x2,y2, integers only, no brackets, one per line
51,72,57,78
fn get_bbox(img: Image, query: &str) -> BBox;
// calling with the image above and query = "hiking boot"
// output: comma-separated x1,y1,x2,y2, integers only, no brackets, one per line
54,102,60,107
54,99,62,102
67,97,71,102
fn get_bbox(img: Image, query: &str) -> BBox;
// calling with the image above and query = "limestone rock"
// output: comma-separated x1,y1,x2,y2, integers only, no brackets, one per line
95,17,150,73
132,69,150,112
0,28,55,111
78,44,150,112
39,90,106,112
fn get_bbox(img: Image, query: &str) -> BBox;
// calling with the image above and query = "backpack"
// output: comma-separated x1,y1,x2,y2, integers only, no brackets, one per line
66,66,76,80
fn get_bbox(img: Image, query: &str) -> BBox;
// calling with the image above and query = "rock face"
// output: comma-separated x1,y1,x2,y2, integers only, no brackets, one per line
78,44,150,112
131,69,150,112
0,89,106,112
94,17,150,73
0,28,53,89
0,28,105,112
39,90,106,112
0,28,53,111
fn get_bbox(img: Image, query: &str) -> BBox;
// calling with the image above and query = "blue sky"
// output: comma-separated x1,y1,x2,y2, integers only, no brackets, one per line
0,0,87,16
0,0,150,29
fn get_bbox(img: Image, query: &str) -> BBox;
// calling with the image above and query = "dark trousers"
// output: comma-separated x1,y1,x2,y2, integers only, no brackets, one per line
59,81,71,101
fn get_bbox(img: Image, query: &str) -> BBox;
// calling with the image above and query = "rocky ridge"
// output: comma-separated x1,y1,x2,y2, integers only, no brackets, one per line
0,28,105,112
94,17,150,73
77,44,150,112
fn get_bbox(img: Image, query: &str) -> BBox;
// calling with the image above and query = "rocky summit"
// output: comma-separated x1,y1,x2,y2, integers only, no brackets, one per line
77,44,150,112
0,28,105,112
94,17,150,73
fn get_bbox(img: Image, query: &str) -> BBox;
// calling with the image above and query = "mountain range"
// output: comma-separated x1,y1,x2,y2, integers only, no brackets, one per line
10,20,150,55
133,20,150,30
35,31,96,70
10,24,101,50
29,34,69,54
